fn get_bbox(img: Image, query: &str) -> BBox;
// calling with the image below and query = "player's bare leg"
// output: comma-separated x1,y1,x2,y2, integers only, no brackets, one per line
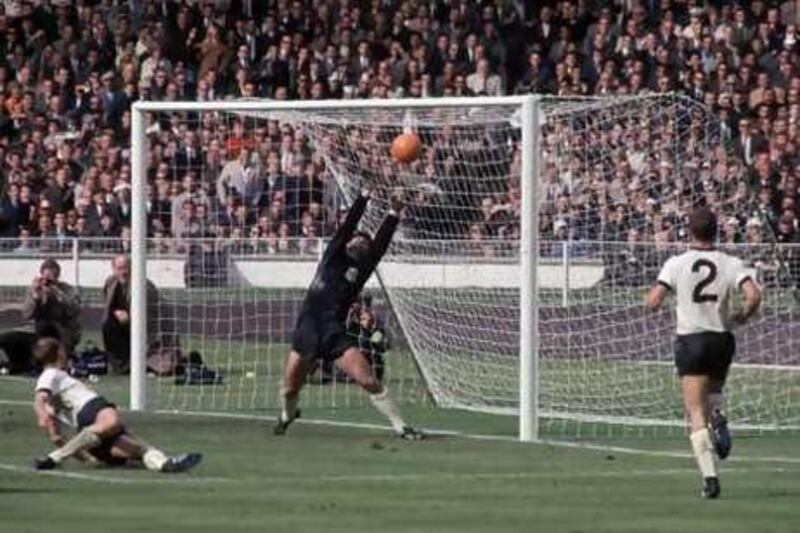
682,375,720,499
708,377,731,459
107,433,202,473
336,347,423,440
35,407,120,469
275,350,310,435
36,408,201,472
336,347,382,394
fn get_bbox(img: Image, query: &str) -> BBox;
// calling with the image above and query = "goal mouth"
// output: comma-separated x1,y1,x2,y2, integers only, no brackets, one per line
121,95,800,439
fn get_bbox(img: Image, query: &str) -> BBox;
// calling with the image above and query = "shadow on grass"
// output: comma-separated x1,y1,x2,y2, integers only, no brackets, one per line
0,487,58,494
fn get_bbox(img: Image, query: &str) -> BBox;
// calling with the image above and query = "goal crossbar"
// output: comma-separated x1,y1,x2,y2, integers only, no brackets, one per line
132,95,534,113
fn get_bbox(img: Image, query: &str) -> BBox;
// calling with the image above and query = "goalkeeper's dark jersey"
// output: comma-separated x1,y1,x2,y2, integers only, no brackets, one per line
302,194,398,322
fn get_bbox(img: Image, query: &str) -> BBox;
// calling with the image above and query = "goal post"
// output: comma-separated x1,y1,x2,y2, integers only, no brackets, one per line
129,95,542,441
130,101,148,412
519,96,540,442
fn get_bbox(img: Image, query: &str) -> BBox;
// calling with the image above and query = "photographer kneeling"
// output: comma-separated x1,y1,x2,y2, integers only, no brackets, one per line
0,259,81,373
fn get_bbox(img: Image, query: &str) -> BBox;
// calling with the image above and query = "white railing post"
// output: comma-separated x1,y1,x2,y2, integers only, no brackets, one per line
519,95,540,442
562,240,570,307
130,105,148,411
72,238,80,289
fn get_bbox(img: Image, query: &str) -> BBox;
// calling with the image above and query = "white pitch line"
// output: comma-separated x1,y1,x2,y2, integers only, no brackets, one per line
1,461,793,486
312,466,796,484
3,399,799,465
0,462,232,485
157,408,800,465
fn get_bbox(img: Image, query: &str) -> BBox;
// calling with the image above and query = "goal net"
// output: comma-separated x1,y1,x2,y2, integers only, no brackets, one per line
130,95,800,438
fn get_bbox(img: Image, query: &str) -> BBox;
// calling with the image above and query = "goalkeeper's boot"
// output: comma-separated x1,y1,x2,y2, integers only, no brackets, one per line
34,456,58,470
273,408,301,436
161,452,203,473
397,426,424,441
710,411,732,460
701,477,721,499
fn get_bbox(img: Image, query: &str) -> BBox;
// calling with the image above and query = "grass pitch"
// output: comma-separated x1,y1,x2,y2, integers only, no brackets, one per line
1,373,799,533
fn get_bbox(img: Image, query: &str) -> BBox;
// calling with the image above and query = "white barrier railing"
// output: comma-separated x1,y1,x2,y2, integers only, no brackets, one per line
0,238,792,295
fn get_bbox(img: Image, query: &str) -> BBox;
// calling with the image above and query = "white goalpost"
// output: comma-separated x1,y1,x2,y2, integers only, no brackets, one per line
518,96,539,442
128,94,800,442
130,102,148,412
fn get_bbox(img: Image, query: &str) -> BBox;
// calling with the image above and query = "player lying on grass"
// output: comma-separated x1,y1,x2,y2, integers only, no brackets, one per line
31,337,203,472
275,190,422,440
646,207,762,499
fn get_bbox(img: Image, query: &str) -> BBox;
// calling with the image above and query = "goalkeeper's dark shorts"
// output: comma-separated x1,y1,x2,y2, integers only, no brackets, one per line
674,331,735,381
291,310,352,363
76,396,127,466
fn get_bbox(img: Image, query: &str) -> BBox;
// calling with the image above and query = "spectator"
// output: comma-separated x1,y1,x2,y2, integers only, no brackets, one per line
0,0,797,263
13,228,34,253
217,147,261,208
197,25,229,81
466,58,503,96
101,255,161,374
85,191,117,236
42,166,75,214
0,183,26,237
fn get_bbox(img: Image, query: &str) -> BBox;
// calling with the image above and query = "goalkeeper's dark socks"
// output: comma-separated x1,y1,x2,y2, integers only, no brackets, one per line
701,476,720,499
273,408,301,436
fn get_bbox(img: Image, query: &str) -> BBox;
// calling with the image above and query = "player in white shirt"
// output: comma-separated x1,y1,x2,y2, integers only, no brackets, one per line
32,337,202,473
646,207,762,499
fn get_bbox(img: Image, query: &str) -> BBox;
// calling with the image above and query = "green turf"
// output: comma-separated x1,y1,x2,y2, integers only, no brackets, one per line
8,325,800,438
67,337,800,436
2,375,799,533
2,313,799,532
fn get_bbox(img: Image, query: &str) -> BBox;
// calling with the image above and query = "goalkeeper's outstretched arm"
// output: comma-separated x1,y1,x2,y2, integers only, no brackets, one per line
361,193,404,277
366,212,399,268
328,191,369,253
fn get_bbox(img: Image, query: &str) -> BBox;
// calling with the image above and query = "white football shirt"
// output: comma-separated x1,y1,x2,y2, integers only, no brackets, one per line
657,249,755,335
35,367,99,425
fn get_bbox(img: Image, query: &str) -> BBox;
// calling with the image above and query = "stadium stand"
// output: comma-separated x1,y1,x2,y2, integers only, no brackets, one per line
0,0,798,254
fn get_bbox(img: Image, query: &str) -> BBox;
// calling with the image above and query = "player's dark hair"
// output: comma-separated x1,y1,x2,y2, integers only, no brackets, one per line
33,337,63,366
40,258,60,275
350,231,372,243
689,207,718,242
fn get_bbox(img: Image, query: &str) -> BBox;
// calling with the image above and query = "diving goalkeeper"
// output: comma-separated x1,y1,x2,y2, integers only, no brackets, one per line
274,190,422,440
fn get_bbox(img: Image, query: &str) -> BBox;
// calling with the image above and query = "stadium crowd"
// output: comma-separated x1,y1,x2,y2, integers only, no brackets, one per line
0,0,799,256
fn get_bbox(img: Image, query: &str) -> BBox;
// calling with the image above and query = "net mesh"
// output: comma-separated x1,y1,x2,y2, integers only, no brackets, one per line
129,94,800,435
143,240,429,412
